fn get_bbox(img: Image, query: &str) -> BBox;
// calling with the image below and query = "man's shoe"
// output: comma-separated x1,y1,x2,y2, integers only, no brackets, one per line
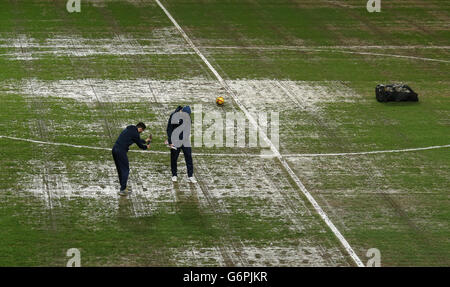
188,177,197,183
118,187,129,196
171,176,178,182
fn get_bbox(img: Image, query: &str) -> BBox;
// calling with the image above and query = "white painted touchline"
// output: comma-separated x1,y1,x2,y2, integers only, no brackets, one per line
154,0,365,267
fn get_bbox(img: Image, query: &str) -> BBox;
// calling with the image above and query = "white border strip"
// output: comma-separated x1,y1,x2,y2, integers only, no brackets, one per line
154,0,364,266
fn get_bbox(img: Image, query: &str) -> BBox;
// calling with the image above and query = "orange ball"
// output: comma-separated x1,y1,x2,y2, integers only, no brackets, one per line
216,96,225,105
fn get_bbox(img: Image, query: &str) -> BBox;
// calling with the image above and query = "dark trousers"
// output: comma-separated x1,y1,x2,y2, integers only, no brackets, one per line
171,146,193,177
112,145,129,191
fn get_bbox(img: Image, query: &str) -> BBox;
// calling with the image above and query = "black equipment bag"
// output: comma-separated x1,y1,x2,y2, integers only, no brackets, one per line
376,84,418,102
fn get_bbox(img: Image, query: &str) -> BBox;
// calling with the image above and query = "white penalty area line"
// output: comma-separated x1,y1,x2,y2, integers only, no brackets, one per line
154,0,365,267
1,135,448,158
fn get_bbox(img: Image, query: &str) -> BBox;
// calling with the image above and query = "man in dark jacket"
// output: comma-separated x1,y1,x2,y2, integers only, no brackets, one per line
166,106,196,183
112,122,150,196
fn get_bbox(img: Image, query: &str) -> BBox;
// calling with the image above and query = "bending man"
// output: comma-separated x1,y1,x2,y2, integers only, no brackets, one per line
112,122,151,196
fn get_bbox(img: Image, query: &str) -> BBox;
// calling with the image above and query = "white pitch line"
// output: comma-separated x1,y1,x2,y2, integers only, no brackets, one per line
284,144,450,157
0,135,259,157
201,46,450,63
1,135,449,158
0,135,248,157
327,49,450,64
154,0,364,267
0,135,165,155
201,45,450,50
